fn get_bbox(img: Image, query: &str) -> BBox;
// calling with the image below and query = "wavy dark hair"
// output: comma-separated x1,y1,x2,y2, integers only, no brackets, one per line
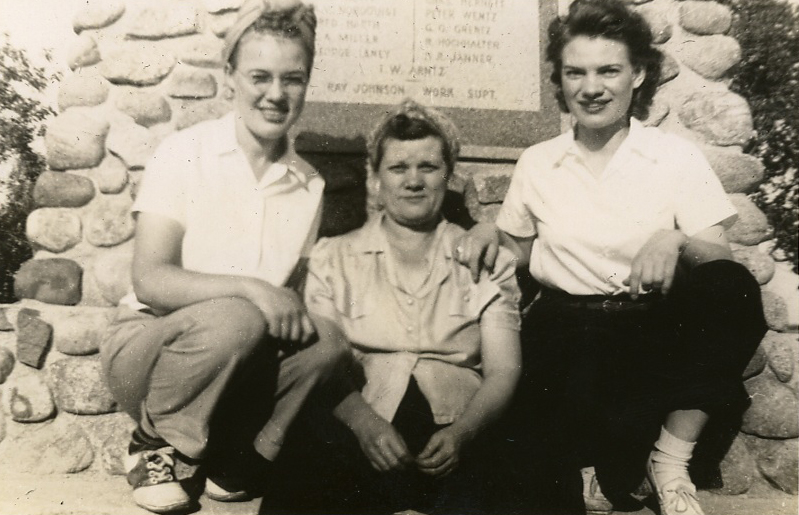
546,0,662,120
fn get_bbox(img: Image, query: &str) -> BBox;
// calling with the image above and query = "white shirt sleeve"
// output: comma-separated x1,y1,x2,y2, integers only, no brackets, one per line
495,148,538,239
131,133,190,227
671,137,738,236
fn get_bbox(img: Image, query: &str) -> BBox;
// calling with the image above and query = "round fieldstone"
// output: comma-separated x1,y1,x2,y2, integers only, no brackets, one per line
761,290,789,332
710,434,756,495
13,258,83,306
742,344,767,379
67,33,101,71
732,246,776,285
3,370,56,422
167,67,218,99
82,154,129,194
635,2,672,43
174,98,232,130
641,94,669,127
202,0,244,14
742,372,799,438
33,171,96,208
127,4,199,39
675,35,741,81
15,308,53,369
679,91,754,147
726,194,771,246
100,43,176,86
58,70,109,110
761,331,797,383
679,1,733,35
701,145,765,194
177,35,224,68
659,52,680,85
208,10,238,38
93,245,134,305
464,164,514,204
99,413,137,475
0,418,94,474
73,0,125,33
114,89,172,128
83,193,135,247
744,436,799,495
26,208,82,254
0,347,15,384
45,109,109,171
48,356,117,415
106,119,158,170
51,309,113,356
0,309,12,331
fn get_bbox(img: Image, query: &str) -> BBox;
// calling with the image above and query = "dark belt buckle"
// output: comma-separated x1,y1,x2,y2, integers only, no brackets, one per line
601,299,629,312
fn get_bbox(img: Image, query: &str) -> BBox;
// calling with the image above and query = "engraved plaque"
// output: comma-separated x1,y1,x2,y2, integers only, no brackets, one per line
308,0,540,112
297,0,560,155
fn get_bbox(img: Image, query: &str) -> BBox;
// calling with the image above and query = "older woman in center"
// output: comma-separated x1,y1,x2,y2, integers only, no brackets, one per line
301,100,522,514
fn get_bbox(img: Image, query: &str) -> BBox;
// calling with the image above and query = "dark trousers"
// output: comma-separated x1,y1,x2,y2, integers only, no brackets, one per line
503,260,767,514
262,377,500,515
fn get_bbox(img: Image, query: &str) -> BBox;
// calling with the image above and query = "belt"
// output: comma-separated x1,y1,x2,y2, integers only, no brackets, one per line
539,287,662,313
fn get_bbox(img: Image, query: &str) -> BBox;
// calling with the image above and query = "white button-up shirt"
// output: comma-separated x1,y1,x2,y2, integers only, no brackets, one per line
496,119,737,295
122,113,324,309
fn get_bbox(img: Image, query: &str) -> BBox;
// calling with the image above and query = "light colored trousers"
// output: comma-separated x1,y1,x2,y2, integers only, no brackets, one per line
100,297,347,461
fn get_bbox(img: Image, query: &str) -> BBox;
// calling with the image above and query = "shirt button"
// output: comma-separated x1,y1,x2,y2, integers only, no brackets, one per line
406,325,414,332
406,298,414,305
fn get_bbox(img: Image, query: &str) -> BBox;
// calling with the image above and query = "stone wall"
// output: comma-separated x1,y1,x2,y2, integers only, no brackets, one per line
0,0,796,499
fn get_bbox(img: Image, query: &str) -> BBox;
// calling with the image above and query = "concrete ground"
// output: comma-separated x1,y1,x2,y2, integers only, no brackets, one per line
0,473,796,515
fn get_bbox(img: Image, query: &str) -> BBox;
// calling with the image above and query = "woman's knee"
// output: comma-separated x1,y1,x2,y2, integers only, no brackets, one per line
185,297,269,356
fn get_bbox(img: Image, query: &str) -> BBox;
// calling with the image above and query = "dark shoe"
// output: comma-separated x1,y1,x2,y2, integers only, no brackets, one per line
124,446,192,513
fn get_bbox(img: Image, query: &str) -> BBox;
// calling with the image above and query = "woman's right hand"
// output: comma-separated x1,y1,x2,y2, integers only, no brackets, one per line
453,222,501,282
352,414,413,472
241,278,316,344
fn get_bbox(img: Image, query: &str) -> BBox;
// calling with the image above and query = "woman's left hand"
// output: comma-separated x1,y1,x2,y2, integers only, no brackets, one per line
416,426,468,477
625,229,688,299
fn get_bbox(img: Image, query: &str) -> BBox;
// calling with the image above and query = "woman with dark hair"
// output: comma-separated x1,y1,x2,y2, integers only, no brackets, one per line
456,1,767,514
300,99,522,514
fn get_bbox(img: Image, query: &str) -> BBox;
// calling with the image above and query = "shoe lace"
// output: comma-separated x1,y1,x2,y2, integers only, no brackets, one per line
143,447,177,485
661,478,702,514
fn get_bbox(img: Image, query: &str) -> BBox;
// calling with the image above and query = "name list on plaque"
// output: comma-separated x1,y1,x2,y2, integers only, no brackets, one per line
307,0,541,112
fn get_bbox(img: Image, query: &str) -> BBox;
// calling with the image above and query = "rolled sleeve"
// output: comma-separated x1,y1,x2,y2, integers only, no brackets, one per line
304,238,340,323
132,137,189,227
495,149,539,239
672,138,738,235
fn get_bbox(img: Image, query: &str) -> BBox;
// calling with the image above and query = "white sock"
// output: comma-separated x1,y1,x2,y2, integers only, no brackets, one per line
650,427,696,489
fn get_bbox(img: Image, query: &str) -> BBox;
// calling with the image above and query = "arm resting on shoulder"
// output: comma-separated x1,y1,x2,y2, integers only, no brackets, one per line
457,222,534,281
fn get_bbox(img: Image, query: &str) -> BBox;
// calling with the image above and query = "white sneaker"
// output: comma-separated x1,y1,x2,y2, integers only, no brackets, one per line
124,447,192,514
581,466,613,514
647,453,705,515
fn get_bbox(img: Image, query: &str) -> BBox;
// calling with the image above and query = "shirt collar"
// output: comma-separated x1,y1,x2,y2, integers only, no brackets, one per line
353,212,454,258
212,112,315,187
553,117,658,168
